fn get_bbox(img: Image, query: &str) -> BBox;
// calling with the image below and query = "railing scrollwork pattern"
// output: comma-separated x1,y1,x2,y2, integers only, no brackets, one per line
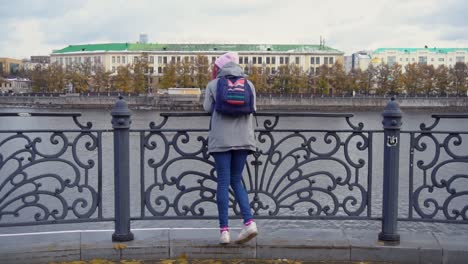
406,114,468,223
137,113,374,220
0,113,106,227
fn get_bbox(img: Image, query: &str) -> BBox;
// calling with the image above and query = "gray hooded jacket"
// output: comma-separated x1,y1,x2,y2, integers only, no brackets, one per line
203,62,257,154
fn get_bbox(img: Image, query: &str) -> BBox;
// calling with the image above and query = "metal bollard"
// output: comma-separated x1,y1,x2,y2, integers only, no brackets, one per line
111,96,134,241
379,97,402,242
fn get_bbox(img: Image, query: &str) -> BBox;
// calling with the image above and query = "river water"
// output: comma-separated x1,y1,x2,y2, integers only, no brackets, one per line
0,107,467,235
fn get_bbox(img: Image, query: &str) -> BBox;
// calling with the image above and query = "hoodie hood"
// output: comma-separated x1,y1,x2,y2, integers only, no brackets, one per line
216,62,245,78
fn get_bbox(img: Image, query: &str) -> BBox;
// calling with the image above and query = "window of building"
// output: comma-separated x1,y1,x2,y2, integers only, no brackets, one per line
266,57,270,64
150,56,154,63
418,56,427,65
330,57,334,64
239,57,244,64
191,56,195,62
245,57,249,64
316,57,320,64
258,57,262,64
285,57,289,64
149,67,154,73
112,56,115,63
310,57,315,64
272,57,276,64
158,67,162,74
163,56,167,64
310,67,315,74
171,56,175,63
177,56,181,63
112,66,115,72
253,57,257,64
438,58,444,62
324,57,329,65
244,67,249,74
122,56,125,64
316,67,320,74
158,56,162,64
134,56,139,63
456,56,465,63
117,56,120,63
280,57,284,64
295,57,300,64
266,67,270,74
271,67,276,74
212,57,216,63
388,56,396,66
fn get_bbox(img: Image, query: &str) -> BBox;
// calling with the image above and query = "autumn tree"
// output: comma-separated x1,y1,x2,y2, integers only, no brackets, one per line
113,65,133,93
452,62,467,96
193,55,211,89
159,62,177,89
316,65,330,95
347,69,362,95
387,64,403,95
375,63,391,95
91,64,112,92
329,62,347,95
133,53,149,93
46,63,66,92
434,65,450,96
177,57,194,88
403,63,420,96
65,62,91,93
289,64,308,93
271,65,292,93
420,64,436,96
30,64,48,92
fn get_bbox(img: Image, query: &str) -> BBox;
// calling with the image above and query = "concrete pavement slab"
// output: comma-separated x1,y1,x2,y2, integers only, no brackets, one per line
0,231,80,264
256,228,350,261
170,228,256,260
433,232,468,264
347,229,442,264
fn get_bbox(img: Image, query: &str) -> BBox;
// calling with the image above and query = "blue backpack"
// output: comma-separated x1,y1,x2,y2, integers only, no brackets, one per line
214,76,255,116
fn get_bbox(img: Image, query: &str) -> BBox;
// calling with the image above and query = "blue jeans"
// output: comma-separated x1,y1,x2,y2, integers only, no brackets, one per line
212,150,253,228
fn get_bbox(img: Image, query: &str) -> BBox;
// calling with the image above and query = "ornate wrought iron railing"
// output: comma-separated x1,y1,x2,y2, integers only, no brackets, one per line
133,112,377,221
401,114,468,224
0,112,112,227
0,97,467,242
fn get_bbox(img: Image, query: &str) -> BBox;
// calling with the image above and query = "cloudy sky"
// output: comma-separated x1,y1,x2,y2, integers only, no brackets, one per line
1,0,467,59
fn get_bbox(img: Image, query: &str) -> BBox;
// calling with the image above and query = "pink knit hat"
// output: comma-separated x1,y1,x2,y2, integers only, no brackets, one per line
215,52,239,68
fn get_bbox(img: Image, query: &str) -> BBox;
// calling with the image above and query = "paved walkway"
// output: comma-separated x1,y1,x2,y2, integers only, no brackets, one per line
0,227,467,264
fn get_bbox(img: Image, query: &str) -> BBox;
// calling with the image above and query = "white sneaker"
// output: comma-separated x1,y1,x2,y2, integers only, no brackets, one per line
235,222,258,244
219,230,230,245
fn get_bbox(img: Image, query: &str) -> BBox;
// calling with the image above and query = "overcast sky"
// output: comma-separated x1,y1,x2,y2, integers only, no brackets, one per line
1,0,467,59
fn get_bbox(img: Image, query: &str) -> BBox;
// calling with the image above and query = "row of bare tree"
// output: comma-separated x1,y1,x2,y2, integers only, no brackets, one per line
13,54,468,96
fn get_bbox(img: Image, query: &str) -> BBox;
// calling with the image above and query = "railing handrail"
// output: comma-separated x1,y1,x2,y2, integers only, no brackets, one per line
160,112,354,118
0,112,82,117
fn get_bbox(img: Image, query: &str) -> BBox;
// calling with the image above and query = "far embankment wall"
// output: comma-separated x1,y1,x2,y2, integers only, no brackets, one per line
0,95,467,111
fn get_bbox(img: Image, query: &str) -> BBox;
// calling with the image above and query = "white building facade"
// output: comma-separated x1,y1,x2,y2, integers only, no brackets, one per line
371,48,468,69
50,43,345,76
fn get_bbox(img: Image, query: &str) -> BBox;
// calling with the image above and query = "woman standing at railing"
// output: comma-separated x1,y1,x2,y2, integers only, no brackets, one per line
203,52,258,245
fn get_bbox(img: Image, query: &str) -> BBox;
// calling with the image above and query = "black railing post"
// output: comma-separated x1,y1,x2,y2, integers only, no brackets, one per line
379,97,402,242
111,96,134,242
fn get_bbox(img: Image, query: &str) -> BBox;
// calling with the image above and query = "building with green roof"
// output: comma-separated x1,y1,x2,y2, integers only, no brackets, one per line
371,47,467,69
50,42,344,78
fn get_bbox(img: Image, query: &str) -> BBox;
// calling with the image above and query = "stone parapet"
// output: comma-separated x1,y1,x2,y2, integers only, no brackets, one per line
0,227,466,263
